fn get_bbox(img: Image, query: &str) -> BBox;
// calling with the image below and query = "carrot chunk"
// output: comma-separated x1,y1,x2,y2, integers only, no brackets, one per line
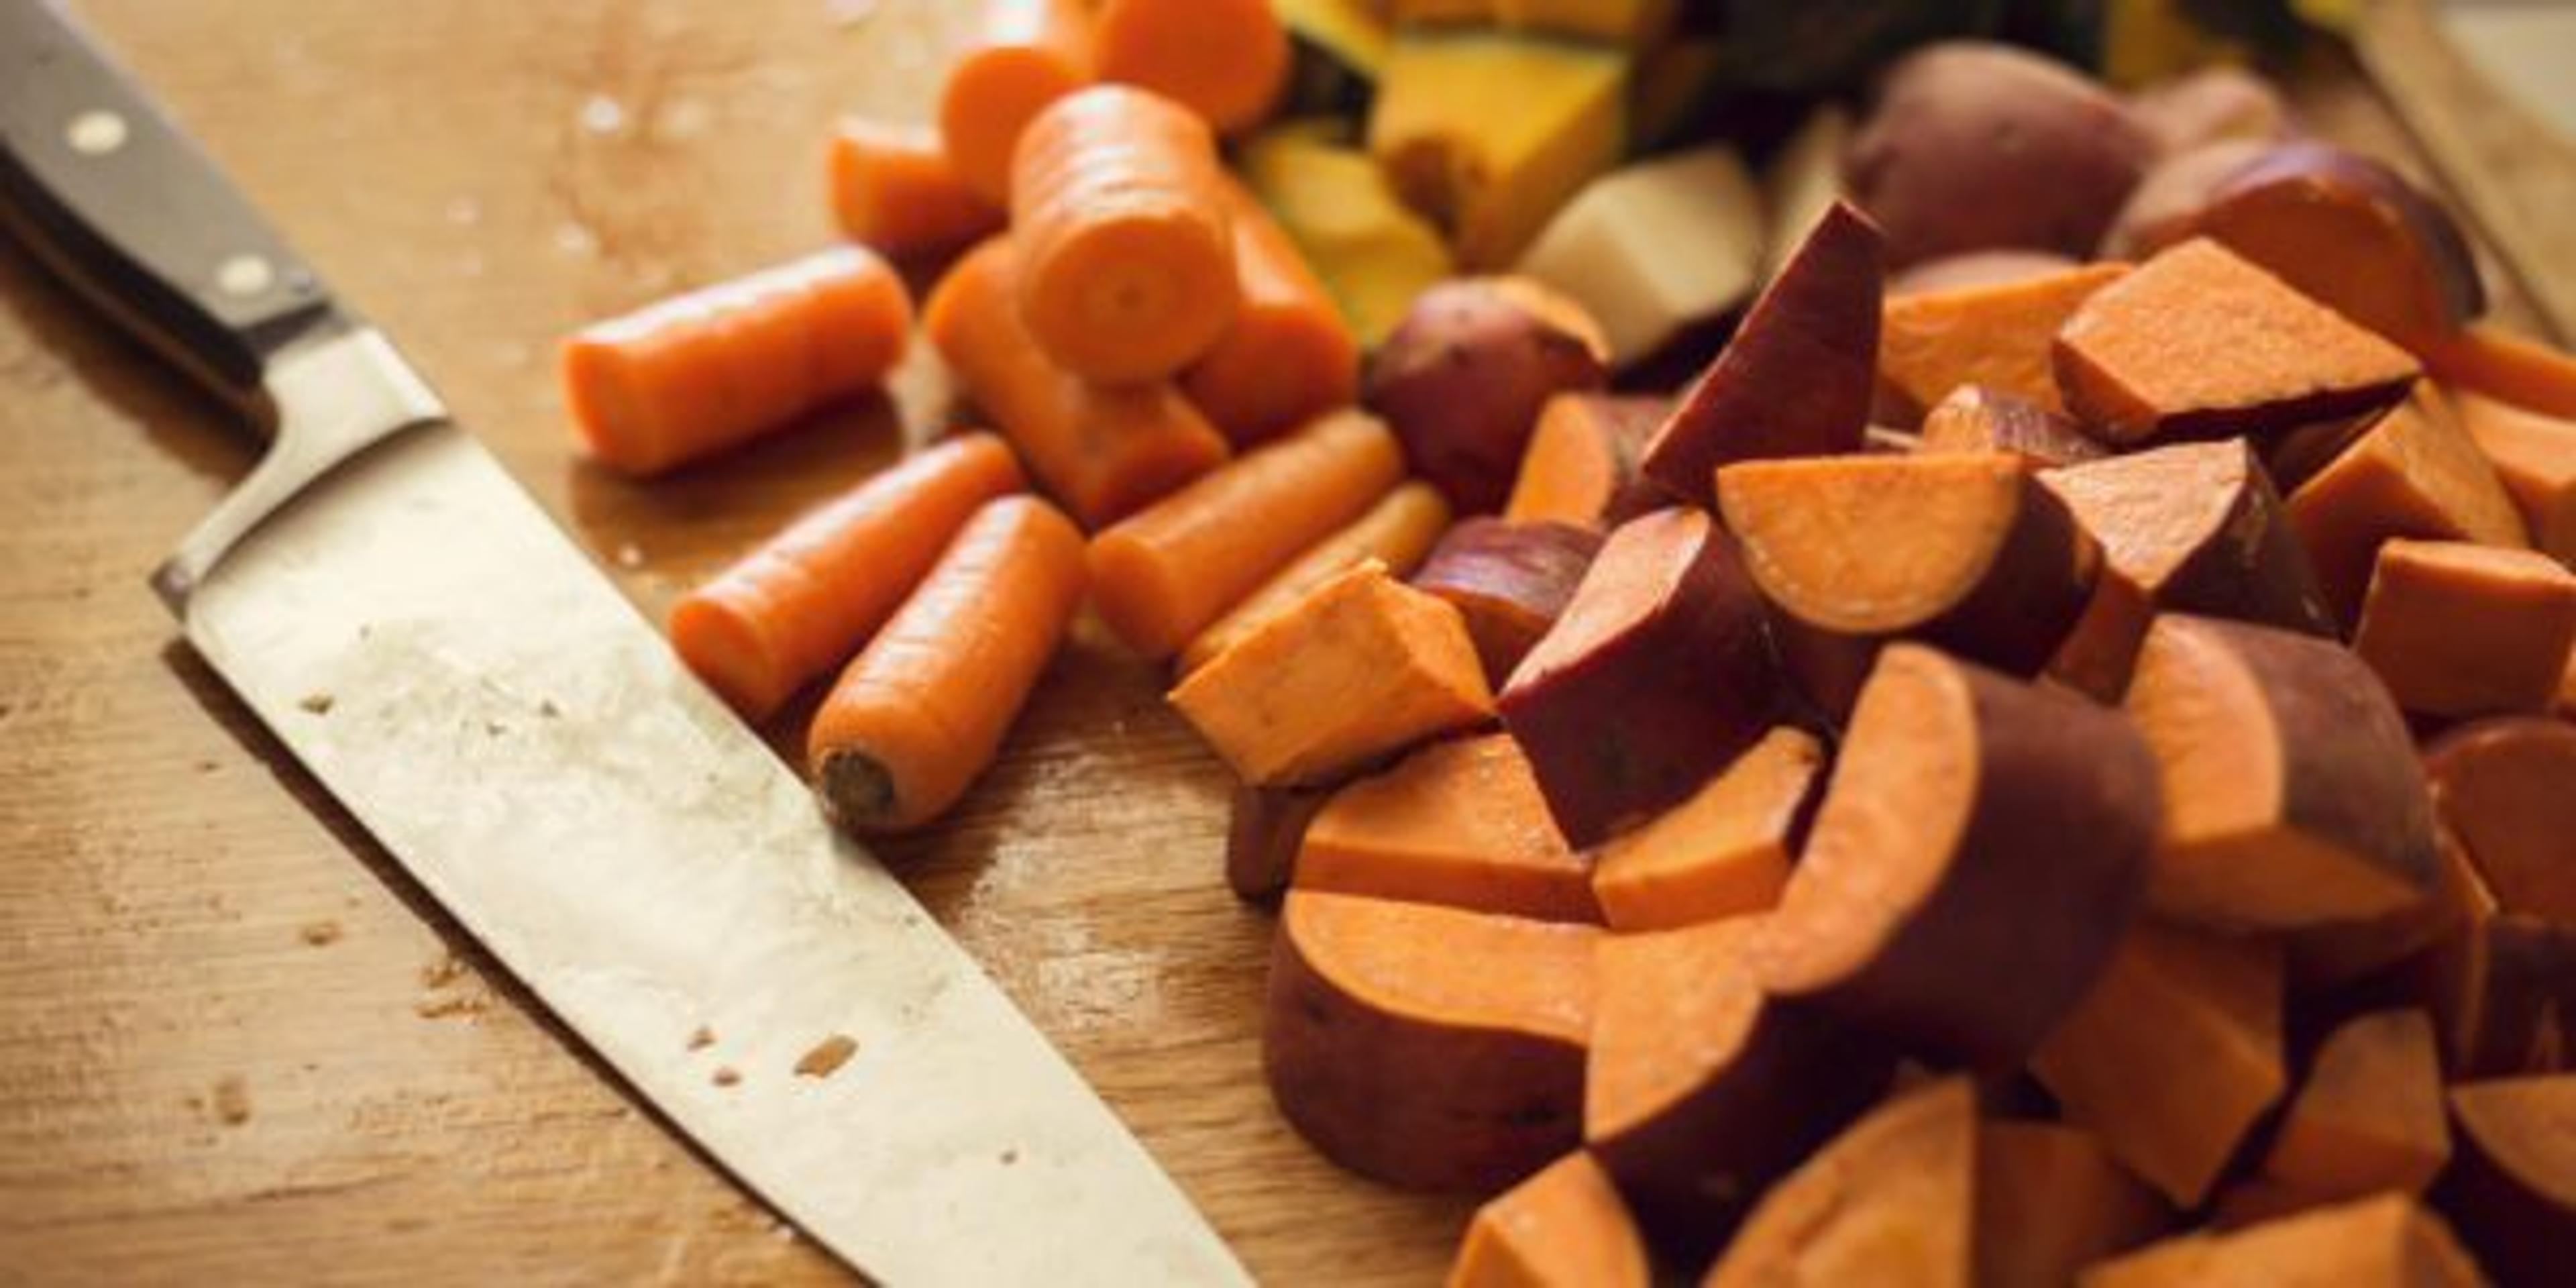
1169,561,1493,787
2286,383,2529,625
1878,262,2130,419
669,433,1024,720
806,495,1086,831
1181,178,1362,447
561,246,910,476
826,119,1004,260
924,237,1228,529
936,0,1093,205
1087,410,1403,659
2454,388,2576,564
1590,727,1822,932
1010,85,1240,384
1091,0,1290,136
1448,1152,1650,1288
1295,733,1596,922
2354,541,2576,719
1179,481,1452,675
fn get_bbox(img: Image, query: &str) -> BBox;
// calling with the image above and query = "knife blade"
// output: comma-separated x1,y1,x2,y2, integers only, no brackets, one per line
0,3,1246,1283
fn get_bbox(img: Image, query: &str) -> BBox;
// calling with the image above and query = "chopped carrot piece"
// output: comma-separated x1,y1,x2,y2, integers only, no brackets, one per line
1181,178,1362,447
562,246,910,476
1448,1152,1650,1288
1878,262,2130,419
924,237,1229,529
2286,383,2530,624
2454,388,2576,564
1010,85,1240,384
669,433,1024,720
1590,727,1821,932
826,119,1004,260
1169,561,1493,786
806,495,1087,831
2426,321,2576,421
936,0,1093,205
1091,0,1290,136
2353,540,2576,718
1178,480,1452,675
1295,733,1596,922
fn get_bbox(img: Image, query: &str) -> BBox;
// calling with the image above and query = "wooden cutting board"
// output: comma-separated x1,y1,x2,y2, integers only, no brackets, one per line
0,2,2555,1283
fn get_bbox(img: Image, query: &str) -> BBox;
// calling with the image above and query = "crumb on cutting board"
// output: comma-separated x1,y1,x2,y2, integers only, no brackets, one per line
299,920,342,947
687,1025,716,1052
212,1075,251,1126
794,1034,858,1079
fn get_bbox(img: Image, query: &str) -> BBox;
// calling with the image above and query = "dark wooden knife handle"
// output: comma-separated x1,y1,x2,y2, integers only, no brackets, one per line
0,0,343,426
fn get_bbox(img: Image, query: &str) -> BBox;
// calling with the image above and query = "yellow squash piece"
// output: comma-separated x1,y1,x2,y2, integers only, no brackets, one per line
1243,120,1456,346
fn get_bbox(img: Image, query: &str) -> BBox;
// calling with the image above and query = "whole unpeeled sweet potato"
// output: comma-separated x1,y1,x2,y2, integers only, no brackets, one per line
1366,276,1611,515
1847,42,2154,268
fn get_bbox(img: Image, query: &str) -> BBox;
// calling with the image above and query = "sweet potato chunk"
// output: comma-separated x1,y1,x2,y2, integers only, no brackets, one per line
2455,389,2576,565
1976,1120,2169,1288
2031,920,2287,1208
1413,519,1605,685
2415,860,2576,1079
2123,614,2440,930
2080,1193,2485,1288
1587,918,1888,1248
1505,392,1671,529
1171,561,1495,786
1640,202,1884,508
1719,453,2102,679
1295,733,1597,922
2041,439,2336,637
1878,262,2131,420
2435,1075,2576,1285
1701,1079,1976,1288
1226,782,1332,904
2425,718,2576,922
2054,239,2420,445
1591,727,1823,932
2288,823,2482,992
1499,508,1782,847
1265,891,1596,1191
2354,541,2576,718
1449,1152,1651,1288
1919,384,2108,470
1752,645,2158,1067
2286,383,2530,624
2261,1010,2451,1203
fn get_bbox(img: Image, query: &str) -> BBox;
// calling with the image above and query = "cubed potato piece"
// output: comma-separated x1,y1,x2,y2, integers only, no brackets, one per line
1591,727,1823,932
1448,1151,1651,1288
1170,561,1494,786
1368,277,1611,516
2286,383,2530,625
1295,733,1596,922
1517,146,1764,369
2080,1194,2484,1288
2354,541,2576,718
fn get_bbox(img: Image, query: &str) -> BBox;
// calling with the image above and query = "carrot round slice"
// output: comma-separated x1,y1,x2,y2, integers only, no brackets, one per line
670,433,1025,720
936,0,1093,205
1010,85,1241,384
806,495,1085,831
1091,0,1289,136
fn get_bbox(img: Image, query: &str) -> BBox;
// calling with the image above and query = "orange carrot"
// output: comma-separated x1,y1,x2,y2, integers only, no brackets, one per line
562,246,910,476
828,119,1005,259
936,0,1094,206
2428,322,2576,421
1181,178,1362,447
1089,411,1404,658
670,434,1026,720
1091,0,1290,136
806,495,1086,831
925,237,1229,529
1178,481,1452,674
1010,85,1241,384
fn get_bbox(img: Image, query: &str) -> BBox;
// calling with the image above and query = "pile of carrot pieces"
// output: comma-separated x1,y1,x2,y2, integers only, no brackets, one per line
552,1,2576,1281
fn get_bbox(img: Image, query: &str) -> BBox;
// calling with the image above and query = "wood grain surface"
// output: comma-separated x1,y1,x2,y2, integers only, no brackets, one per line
0,3,2553,1285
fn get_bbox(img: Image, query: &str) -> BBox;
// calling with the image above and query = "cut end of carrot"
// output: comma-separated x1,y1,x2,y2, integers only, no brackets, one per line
816,747,900,830
560,337,661,475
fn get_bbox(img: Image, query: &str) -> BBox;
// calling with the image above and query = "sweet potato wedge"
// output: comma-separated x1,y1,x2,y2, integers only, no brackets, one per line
2454,389,2576,565
1918,384,2108,470
2435,1074,2576,1285
2043,566,2158,704
1265,890,1596,1191
2288,823,2483,992
1587,918,1889,1248
1590,727,1823,932
2414,855,2576,1079
2123,614,2440,930
1227,782,1334,904
2262,1010,2450,1204
2098,137,2271,262
1498,507,1782,847
2353,541,2576,718
1639,202,1884,508
1976,1120,2169,1288
2041,438,2337,637
1878,262,2131,420
1295,733,1595,922
1412,519,1605,686
1701,1079,1977,1288
2080,1193,2485,1288
2054,238,2420,445
1752,645,2158,1067
1448,1151,1651,1288
2031,920,2288,1208
2286,383,2532,625
1504,392,1671,529
2425,719,2576,924
1178,480,1453,676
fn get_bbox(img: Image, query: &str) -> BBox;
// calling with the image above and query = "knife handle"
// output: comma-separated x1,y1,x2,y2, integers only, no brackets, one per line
0,0,343,429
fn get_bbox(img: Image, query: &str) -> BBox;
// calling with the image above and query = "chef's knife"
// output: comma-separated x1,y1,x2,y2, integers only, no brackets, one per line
0,3,1246,1283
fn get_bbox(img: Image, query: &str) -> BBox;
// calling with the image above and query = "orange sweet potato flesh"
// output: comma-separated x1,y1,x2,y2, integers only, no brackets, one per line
2354,541,2576,719
2263,1010,2451,1206
1169,561,1493,786
1700,1079,1976,1288
1976,1120,2168,1288
1412,519,1604,686
1505,393,1672,529
2427,721,2576,931
2031,920,2288,1208
2054,238,2420,445
1878,262,2130,420
2124,614,2440,931
1177,480,1453,675
1919,384,2108,471
1448,1152,1650,1288
1752,645,2158,1068
2043,565,2157,704
1265,890,1597,1191
1587,918,1890,1250
2080,1193,2486,1288
2435,1074,2576,1285
2286,383,2531,625
2454,389,2576,565
2288,822,2482,992
2428,322,2576,421
2041,438,2336,639
1228,781,1334,904
2413,854,2576,1078
1591,727,1823,932
1295,733,1597,923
